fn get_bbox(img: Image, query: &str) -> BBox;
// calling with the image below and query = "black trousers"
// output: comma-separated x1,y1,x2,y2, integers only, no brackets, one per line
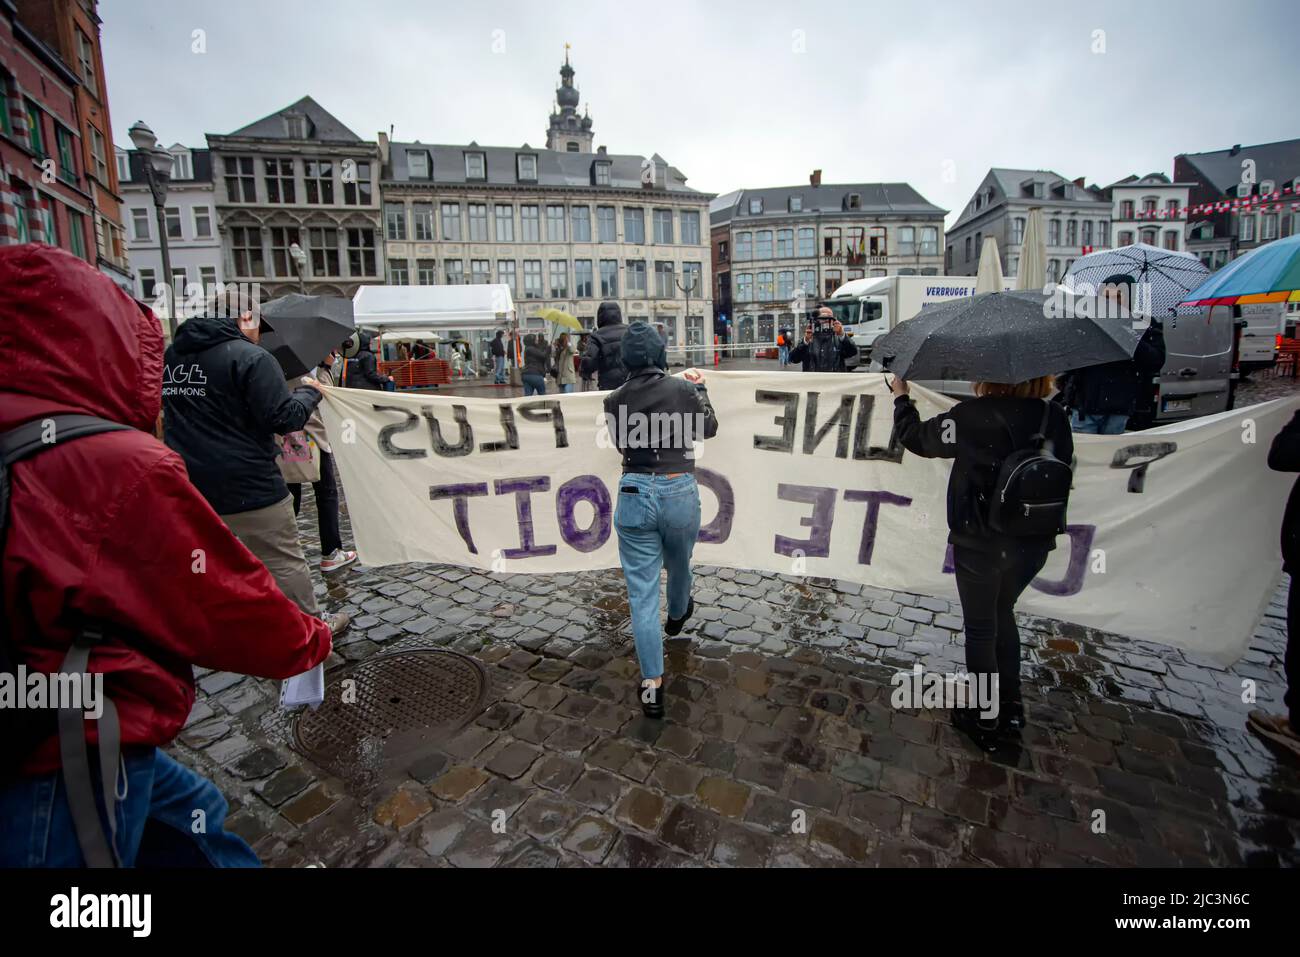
1287,577,1299,726
952,543,1050,704
288,449,342,557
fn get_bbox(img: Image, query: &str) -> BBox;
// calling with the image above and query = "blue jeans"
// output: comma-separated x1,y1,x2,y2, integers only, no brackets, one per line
494,355,506,383
0,747,259,867
779,346,790,366
561,383,575,394
1071,411,1128,434
522,373,546,396
614,473,701,679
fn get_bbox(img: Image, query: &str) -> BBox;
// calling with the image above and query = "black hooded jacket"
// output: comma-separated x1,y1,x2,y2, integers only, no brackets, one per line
347,333,390,390
1269,411,1300,574
162,315,321,515
789,332,859,372
580,304,629,390
1058,323,1166,418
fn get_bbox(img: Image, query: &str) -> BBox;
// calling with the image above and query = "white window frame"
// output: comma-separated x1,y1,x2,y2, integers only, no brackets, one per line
192,206,212,239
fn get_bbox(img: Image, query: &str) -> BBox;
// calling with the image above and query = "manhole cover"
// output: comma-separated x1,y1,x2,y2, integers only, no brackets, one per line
294,649,487,786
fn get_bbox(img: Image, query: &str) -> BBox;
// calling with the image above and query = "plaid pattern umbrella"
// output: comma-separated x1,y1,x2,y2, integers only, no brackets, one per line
1063,243,1209,320
1181,233,1300,307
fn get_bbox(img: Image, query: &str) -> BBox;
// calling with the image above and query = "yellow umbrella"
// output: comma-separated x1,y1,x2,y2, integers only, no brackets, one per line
540,307,583,332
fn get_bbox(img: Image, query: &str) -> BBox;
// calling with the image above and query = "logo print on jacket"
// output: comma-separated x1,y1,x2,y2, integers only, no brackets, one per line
162,363,208,397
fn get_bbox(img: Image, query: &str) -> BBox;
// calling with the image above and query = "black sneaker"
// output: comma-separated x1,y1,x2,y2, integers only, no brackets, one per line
952,707,1000,753
999,699,1026,732
639,680,665,719
665,598,695,637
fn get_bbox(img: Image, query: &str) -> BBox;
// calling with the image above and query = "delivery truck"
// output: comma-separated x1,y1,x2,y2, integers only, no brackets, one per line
824,275,1016,355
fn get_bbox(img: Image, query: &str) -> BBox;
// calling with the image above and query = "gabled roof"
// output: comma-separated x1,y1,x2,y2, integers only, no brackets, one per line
383,142,706,195
1177,138,1300,195
710,183,944,226
951,167,1109,230
217,96,364,143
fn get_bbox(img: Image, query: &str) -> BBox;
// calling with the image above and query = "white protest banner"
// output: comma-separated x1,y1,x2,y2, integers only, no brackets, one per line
320,373,1295,665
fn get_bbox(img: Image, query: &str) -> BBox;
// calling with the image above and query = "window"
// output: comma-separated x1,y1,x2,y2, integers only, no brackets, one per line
736,273,753,301
68,210,86,260
682,262,701,296
1262,214,1279,241
546,205,566,242
1163,231,1180,251
471,259,490,285
1081,220,1093,246
600,259,618,297
756,230,773,259
1011,218,1025,245
497,260,515,292
115,151,130,182
756,271,774,301
520,205,540,242
224,157,256,202
75,28,97,95
575,259,594,297
681,210,701,245
1047,220,1060,245
263,159,294,203
735,232,752,260
36,203,56,245
441,203,462,241
1240,215,1256,241
1166,199,1180,215
346,227,376,276
626,259,647,296
964,237,972,261
1120,200,1135,219
654,209,674,244
1066,219,1078,246
138,268,155,299
131,207,150,241
270,227,301,277
748,198,763,214
164,207,182,240
308,227,339,275
789,196,802,213
597,206,616,242
655,261,675,297
920,227,938,256
444,259,464,284
1046,259,1060,283
797,269,815,297
413,203,434,241
89,128,108,183
549,260,568,298
305,159,333,204
231,227,264,277
797,227,815,257
624,208,645,244
776,229,793,258
718,241,728,262
594,162,611,186
1142,197,1157,214
388,260,410,284
1098,221,1109,245
1007,255,1018,277
1118,230,1134,246
523,260,543,298
418,259,437,285
847,193,862,210
170,151,192,181
572,206,591,242
468,203,489,242
517,154,538,181
486,205,511,242
823,270,841,296
407,150,431,178
343,160,371,205
54,126,77,183
385,203,407,241
898,226,916,257
465,152,486,180
25,101,45,157
199,267,217,294
823,228,840,257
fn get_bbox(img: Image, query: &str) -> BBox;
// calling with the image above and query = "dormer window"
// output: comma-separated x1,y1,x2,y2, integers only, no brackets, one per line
593,161,611,186
846,193,862,210
789,196,802,212
517,153,538,182
465,152,486,180
115,150,130,182
749,198,763,215
282,113,309,139
1261,179,1276,195
170,150,192,180
407,149,431,179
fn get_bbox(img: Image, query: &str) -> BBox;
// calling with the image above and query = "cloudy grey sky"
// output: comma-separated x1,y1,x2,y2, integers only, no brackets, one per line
102,0,1297,226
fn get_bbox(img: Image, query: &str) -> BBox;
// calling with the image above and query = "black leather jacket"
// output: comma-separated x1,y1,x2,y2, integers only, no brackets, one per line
603,369,719,474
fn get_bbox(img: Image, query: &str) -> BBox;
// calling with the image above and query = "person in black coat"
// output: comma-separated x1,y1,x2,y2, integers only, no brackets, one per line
891,374,1074,750
521,333,549,396
580,301,630,390
490,330,507,384
1250,413,1300,757
788,307,859,372
348,332,395,391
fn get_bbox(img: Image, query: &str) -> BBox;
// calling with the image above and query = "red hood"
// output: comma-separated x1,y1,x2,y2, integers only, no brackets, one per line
0,244,162,432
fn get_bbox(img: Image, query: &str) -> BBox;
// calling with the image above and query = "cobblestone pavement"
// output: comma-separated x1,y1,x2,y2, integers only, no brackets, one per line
168,366,1300,868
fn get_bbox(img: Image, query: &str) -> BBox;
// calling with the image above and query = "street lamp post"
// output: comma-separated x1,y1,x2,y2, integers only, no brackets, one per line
128,121,177,338
675,268,699,365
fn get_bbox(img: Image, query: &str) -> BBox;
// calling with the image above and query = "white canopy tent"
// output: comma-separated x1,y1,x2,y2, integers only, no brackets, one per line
351,284,516,334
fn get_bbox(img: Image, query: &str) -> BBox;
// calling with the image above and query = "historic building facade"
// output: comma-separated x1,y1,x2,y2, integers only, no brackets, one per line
206,96,383,299
1106,172,1192,254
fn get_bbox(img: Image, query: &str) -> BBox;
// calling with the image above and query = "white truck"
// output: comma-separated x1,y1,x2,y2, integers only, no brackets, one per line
824,274,1015,353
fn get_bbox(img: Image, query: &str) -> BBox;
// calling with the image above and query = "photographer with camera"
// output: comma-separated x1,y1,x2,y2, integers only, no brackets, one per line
788,306,859,373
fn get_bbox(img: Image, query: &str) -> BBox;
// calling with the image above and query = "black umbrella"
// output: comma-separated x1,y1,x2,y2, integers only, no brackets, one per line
873,290,1141,383
259,294,356,378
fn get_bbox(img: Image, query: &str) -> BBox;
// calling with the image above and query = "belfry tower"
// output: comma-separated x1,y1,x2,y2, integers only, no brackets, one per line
546,45,593,153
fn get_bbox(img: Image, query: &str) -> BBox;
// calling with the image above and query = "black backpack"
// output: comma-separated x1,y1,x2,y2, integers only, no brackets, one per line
1,414,131,866
987,401,1072,537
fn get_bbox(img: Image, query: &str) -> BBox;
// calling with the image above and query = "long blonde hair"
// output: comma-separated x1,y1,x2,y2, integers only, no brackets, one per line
973,375,1055,400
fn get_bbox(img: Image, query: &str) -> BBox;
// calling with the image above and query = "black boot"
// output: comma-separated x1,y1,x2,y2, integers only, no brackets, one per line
952,707,1000,753
639,679,665,719
999,699,1026,732
665,598,695,637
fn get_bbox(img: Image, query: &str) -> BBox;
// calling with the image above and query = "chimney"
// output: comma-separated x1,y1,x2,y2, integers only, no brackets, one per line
1073,176,1085,188
597,145,607,154
810,169,822,187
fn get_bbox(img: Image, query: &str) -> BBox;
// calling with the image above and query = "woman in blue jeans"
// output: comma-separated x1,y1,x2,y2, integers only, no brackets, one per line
522,333,549,396
604,321,719,718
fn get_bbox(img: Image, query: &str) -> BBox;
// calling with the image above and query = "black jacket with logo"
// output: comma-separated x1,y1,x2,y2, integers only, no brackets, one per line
893,394,1074,553
162,315,321,515
604,369,719,474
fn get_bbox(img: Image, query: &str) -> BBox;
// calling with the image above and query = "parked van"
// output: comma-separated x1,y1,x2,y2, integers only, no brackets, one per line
1236,301,1286,374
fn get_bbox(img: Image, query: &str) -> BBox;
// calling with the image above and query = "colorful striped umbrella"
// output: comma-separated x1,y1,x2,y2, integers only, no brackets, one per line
1181,233,1300,307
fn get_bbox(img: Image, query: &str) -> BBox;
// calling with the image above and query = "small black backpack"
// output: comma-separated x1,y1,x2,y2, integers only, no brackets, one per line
988,400,1072,537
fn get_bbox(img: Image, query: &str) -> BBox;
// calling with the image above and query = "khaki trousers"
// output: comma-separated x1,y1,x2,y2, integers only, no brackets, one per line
220,495,319,616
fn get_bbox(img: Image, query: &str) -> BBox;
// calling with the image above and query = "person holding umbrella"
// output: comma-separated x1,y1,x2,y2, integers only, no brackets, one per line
553,332,578,394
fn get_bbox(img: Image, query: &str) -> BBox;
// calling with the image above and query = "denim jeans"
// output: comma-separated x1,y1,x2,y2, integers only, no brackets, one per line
0,747,260,867
1071,411,1128,434
561,383,575,394
779,346,790,366
494,355,506,383
614,473,701,679
522,373,546,396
